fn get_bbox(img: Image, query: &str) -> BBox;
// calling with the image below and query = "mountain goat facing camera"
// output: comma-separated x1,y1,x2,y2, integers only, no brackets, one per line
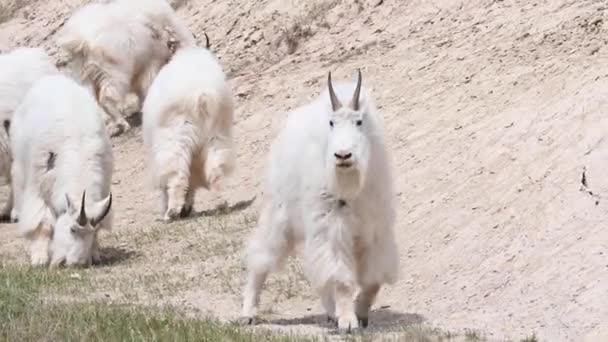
142,46,235,222
241,70,399,332
0,47,59,222
10,74,113,267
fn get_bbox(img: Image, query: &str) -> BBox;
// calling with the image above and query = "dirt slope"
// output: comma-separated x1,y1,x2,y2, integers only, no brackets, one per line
1,0,608,341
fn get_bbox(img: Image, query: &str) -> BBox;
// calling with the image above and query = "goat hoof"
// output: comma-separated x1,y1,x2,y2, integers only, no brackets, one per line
238,316,256,326
337,313,359,333
0,214,11,223
358,317,369,328
30,254,49,267
108,125,124,138
179,205,193,218
163,207,183,222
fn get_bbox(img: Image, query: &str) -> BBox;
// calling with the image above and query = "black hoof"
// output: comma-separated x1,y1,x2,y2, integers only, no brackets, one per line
358,317,369,328
238,316,256,326
180,205,193,218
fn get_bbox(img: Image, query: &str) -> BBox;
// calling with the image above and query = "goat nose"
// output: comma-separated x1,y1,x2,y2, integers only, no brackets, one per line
334,152,352,160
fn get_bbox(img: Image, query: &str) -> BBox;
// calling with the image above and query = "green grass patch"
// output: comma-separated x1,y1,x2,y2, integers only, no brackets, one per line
0,265,317,342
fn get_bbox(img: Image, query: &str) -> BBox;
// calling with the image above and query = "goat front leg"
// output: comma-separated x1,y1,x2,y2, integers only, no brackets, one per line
164,172,189,222
354,284,380,328
0,182,13,222
91,233,102,265
320,282,337,325
241,204,290,325
335,282,359,333
30,224,52,267
180,187,195,218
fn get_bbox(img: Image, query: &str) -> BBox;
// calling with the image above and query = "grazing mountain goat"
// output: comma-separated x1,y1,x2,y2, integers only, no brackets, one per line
241,70,399,332
142,46,235,222
0,47,59,222
10,74,113,267
56,0,197,137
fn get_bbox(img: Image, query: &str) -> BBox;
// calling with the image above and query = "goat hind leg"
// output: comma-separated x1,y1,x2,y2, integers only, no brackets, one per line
98,81,131,137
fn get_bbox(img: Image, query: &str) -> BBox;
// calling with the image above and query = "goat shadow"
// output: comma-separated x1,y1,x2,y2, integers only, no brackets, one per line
94,246,138,267
265,307,425,334
192,196,256,218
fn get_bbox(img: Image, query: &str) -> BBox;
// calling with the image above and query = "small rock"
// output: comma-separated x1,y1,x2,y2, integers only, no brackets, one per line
69,273,81,280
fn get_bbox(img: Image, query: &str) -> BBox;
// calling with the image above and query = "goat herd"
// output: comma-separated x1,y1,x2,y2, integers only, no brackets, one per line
0,0,399,332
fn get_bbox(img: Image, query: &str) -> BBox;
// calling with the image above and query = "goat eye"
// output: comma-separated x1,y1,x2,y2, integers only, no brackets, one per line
329,120,334,128
70,227,77,234
356,120,362,126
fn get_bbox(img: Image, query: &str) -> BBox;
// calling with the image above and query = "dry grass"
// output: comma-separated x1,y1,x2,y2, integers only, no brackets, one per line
276,1,336,54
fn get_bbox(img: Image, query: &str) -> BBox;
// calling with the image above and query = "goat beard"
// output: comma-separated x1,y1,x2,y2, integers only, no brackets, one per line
326,165,366,201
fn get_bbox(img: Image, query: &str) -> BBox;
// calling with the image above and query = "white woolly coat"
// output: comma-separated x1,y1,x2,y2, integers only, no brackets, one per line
0,47,58,179
0,47,59,121
56,0,193,101
142,46,235,190
10,75,114,236
247,82,399,291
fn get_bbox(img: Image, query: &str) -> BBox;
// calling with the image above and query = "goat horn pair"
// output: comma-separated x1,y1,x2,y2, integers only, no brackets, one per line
327,69,362,112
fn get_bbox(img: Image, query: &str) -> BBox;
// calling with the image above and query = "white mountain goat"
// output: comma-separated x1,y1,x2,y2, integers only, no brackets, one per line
0,47,59,222
10,74,113,267
56,0,199,137
142,46,235,222
241,70,399,332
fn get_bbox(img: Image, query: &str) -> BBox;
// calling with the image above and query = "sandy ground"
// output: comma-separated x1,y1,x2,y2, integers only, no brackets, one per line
1,0,608,341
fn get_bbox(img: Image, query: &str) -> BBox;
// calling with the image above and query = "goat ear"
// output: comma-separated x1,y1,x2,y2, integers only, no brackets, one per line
90,193,112,228
327,71,342,111
65,193,76,214
45,197,61,220
349,69,362,111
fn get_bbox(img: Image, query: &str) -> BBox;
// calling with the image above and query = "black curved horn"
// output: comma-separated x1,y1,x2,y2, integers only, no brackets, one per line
91,193,112,228
328,71,342,111
204,33,210,50
77,191,87,226
350,69,362,111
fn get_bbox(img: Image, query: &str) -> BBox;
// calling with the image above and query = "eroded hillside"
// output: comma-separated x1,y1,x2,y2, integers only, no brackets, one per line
1,0,607,341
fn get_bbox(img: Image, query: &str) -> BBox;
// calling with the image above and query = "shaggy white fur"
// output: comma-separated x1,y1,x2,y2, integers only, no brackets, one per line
56,0,196,137
142,46,235,222
241,70,399,332
10,74,113,267
0,47,59,221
